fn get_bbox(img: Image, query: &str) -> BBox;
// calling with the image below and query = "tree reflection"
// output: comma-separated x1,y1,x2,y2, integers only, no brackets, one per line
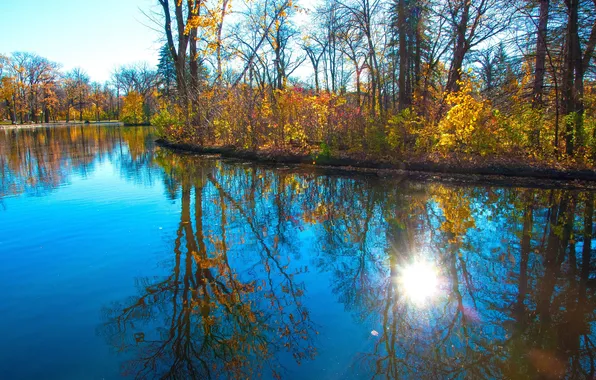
0,125,155,200
338,185,596,379
245,168,595,379
100,151,317,379
72,136,594,379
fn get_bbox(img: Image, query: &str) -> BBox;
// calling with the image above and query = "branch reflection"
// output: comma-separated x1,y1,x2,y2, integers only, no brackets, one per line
100,151,317,379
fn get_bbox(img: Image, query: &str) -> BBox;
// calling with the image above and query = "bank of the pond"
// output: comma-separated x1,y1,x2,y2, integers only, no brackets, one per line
156,138,596,189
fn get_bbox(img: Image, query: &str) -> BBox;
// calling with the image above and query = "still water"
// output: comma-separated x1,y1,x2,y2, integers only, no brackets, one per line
0,125,595,379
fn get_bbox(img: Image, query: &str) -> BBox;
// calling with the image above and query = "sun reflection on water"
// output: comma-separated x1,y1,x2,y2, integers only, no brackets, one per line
398,260,440,305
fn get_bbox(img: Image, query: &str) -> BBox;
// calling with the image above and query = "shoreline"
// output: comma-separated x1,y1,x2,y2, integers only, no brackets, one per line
156,138,596,190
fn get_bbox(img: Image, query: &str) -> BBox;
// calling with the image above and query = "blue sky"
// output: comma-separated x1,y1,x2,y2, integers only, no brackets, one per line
0,0,162,82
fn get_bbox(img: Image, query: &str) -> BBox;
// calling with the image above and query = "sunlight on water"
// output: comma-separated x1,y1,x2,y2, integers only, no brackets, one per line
398,260,439,305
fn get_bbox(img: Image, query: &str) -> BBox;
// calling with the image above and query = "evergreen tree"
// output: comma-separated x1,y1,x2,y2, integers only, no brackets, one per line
157,44,176,99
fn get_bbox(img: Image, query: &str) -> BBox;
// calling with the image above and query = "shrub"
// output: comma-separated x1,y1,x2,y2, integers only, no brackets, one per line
437,79,493,155
386,108,424,155
121,91,145,125
151,107,183,140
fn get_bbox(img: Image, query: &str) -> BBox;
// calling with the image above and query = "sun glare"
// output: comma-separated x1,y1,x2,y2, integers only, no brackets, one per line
398,260,439,305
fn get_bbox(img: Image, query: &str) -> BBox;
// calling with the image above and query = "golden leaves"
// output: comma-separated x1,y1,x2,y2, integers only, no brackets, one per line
437,78,489,154
432,185,476,244
121,91,145,125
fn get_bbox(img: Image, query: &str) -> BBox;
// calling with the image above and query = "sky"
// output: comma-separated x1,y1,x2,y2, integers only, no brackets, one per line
0,0,163,83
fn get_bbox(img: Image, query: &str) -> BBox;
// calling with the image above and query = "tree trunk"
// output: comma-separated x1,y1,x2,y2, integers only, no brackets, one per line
398,0,410,110
414,12,421,94
532,0,549,108
356,67,362,110
530,0,549,146
215,0,228,85
7,99,15,123
314,62,320,93
446,0,470,93
563,0,582,155
79,93,83,122
275,43,283,90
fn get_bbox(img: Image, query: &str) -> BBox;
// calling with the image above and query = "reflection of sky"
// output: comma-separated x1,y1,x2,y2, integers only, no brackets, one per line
0,161,177,379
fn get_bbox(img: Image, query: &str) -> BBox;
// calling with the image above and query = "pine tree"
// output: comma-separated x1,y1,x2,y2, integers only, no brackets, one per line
157,44,176,99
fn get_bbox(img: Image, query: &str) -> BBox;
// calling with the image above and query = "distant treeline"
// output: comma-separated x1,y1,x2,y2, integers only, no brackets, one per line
0,55,160,125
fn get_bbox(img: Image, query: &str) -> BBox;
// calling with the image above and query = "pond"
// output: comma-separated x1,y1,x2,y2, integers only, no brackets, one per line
0,125,595,379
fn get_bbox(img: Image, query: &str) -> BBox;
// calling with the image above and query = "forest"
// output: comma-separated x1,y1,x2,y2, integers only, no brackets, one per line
2,0,596,168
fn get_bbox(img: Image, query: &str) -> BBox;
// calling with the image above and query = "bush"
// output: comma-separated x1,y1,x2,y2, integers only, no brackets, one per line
151,107,183,140
386,108,424,155
437,79,493,155
121,91,145,125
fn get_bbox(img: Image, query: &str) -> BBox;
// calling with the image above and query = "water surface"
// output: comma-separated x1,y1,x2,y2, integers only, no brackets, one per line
0,125,595,379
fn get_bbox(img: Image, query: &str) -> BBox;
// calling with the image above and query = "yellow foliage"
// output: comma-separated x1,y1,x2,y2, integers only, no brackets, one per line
437,79,489,154
386,108,424,154
432,185,476,244
121,91,145,125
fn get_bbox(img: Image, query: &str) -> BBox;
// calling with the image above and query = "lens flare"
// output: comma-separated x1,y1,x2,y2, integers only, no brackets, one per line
398,260,439,305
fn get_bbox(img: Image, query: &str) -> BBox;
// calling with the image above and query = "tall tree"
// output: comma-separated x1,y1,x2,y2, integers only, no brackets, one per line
444,0,511,93
561,0,596,155
157,44,176,98
68,68,90,122
532,0,550,109
158,0,200,119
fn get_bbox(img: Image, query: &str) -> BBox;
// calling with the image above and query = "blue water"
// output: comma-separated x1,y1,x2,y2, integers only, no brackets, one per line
0,125,595,379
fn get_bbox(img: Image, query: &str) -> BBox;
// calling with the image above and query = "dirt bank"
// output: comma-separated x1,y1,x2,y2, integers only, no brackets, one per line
156,139,596,190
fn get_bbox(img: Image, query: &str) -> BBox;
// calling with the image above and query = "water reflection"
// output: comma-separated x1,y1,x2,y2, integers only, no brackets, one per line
1,126,595,379
101,147,595,378
99,151,317,379
0,125,155,201
357,188,596,379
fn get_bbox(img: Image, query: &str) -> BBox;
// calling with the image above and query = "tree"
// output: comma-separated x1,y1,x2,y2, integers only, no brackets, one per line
301,35,327,93
0,54,16,123
158,0,202,124
561,0,596,155
121,91,145,125
89,82,107,122
532,0,550,109
65,68,90,122
157,44,176,98
265,0,304,90
444,0,512,93
113,63,158,121
340,0,384,114
390,0,424,110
